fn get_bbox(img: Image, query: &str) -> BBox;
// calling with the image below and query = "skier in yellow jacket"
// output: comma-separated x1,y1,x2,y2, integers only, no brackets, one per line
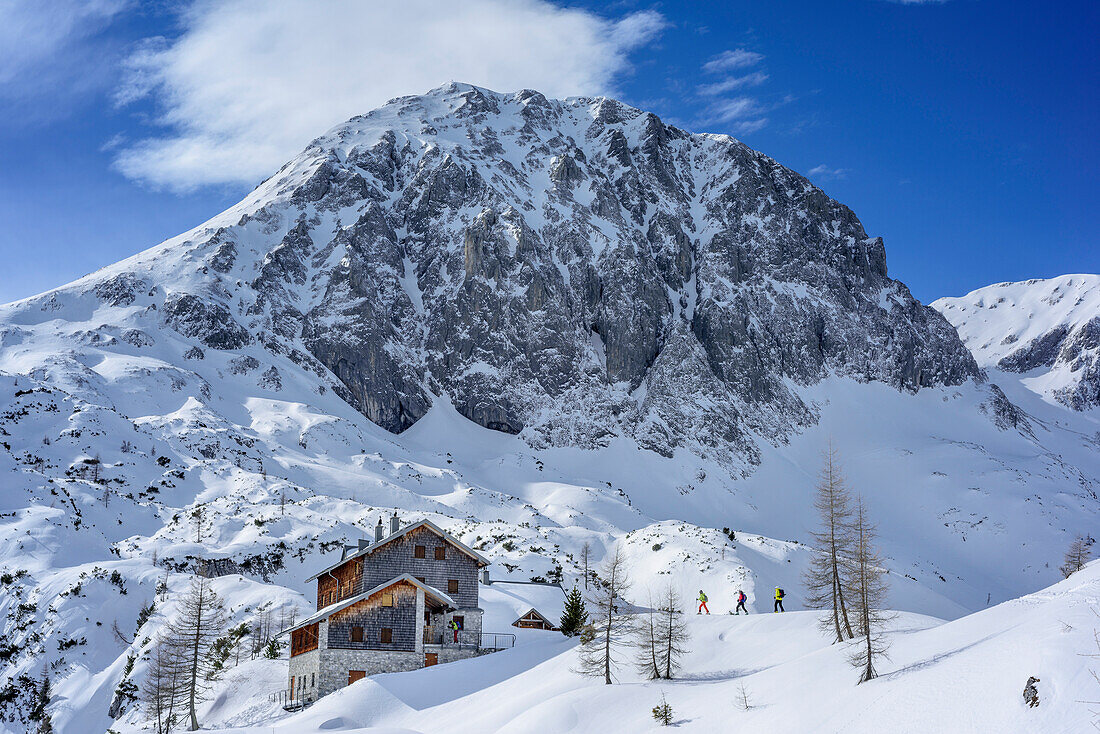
774,587,785,613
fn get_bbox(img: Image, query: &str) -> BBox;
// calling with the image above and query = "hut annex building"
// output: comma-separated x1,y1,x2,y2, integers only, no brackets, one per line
285,514,494,705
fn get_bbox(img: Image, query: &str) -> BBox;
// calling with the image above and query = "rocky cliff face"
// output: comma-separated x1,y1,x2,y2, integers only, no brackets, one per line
7,83,981,469
933,275,1100,411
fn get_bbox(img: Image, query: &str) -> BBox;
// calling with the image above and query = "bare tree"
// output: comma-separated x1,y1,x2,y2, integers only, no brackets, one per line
141,634,185,734
190,505,203,543
658,584,690,679
580,542,591,589
635,597,662,680
734,680,753,711
802,444,856,643
1062,535,1094,578
847,496,892,684
166,576,228,730
576,546,633,684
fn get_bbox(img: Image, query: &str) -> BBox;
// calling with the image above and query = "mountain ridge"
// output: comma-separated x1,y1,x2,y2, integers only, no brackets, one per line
5,81,980,473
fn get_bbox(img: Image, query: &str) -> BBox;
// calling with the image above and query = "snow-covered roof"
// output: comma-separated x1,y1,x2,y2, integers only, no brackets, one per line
284,574,455,634
481,581,568,629
305,519,489,583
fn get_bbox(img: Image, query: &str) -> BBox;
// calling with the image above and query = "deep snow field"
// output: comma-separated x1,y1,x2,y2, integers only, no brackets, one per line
2,262,1099,733
117,561,1100,734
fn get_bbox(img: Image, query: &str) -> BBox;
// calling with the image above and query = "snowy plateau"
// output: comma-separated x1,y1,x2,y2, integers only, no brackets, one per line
0,84,1097,733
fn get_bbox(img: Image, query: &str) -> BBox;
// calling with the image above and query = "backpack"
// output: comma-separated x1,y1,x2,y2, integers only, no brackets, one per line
777,588,785,599
738,592,746,602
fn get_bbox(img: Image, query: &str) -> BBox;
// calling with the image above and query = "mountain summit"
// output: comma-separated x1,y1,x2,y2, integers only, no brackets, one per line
14,82,977,470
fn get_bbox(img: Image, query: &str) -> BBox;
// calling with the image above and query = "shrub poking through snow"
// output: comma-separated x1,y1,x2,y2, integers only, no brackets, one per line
651,693,673,725
735,681,753,711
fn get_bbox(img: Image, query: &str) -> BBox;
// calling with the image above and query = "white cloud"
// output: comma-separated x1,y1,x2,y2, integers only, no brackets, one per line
697,96,768,135
807,164,848,180
113,0,667,191
692,47,771,135
697,72,769,96
701,49,764,74
0,0,130,96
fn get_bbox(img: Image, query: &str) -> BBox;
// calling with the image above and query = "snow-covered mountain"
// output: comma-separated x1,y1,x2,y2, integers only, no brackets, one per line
0,84,1097,733
933,274,1100,411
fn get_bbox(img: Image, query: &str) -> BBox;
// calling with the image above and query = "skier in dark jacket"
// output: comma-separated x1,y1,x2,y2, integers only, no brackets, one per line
735,589,748,614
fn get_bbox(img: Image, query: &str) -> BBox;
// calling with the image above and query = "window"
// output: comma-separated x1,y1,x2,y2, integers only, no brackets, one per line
448,579,459,594
415,576,426,584
380,628,393,644
351,626,364,643
414,545,426,559
311,673,315,687
453,615,464,630
381,592,393,607
434,546,446,560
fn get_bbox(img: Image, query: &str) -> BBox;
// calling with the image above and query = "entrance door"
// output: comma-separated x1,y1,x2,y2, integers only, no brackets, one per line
348,670,366,685
424,652,438,667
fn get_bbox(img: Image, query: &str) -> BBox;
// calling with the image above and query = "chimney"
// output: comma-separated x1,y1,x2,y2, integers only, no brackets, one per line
481,569,491,586
374,517,384,543
389,511,400,535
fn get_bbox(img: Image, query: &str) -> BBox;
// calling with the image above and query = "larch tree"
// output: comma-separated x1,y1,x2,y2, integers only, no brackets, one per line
1061,534,1094,578
141,634,185,734
580,542,591,589
167,576,228,730
634,597,662,680
576,546,633,684
847,496,893,684
802,444,856,643
658,584,690,679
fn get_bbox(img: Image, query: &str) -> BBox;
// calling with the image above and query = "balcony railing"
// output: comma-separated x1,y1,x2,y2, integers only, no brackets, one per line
422,631,516,649
480,632,516,650
270,687,315,711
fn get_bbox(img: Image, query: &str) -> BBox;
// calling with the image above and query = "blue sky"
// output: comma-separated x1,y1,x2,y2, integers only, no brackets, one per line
0,0,1095,304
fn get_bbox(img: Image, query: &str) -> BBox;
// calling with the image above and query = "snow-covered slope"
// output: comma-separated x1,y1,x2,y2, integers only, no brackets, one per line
0,86,1098,732
161,559,1100,734
933,274,1100,410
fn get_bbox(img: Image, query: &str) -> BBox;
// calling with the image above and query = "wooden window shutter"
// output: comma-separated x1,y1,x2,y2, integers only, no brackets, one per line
448,579,459,594
351,626,363,642
380,627,393,644
381,592,393,607
414,545,426,559
434,546,446,560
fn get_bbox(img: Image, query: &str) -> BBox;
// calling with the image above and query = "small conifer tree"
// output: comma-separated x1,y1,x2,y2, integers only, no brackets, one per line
651,693,673,726
560,585,588,636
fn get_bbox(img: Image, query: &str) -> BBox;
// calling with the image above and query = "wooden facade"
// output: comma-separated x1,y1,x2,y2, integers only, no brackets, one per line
290,622,319,657
513,609,557,631
316,557,363,608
